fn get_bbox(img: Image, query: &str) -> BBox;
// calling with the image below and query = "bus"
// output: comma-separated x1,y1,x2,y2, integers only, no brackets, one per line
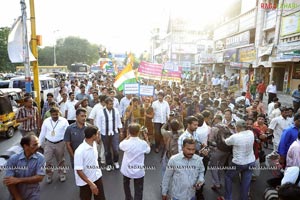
70,63,90,73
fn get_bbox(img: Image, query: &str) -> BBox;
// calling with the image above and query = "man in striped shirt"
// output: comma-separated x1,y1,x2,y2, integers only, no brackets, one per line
16,96,41,136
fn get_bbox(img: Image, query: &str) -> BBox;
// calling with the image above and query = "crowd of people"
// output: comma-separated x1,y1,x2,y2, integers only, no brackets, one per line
3,72,300,200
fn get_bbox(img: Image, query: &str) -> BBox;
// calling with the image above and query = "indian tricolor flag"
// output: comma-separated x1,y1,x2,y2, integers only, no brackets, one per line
113,63,137,91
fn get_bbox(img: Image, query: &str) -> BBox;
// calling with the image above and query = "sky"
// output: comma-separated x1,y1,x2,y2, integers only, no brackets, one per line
0,0,236,55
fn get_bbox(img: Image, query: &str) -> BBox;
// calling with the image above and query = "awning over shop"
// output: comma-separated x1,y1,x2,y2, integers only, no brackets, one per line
272,57,300,63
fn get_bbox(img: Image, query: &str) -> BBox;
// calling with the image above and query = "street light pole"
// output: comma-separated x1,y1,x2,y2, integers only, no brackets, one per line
20,0,31,94
29,0,41,112
53,30,59,66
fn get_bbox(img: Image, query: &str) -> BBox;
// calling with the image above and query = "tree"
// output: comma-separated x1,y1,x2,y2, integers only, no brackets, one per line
38,46,55,66
38,36,99,68
0,27,16,72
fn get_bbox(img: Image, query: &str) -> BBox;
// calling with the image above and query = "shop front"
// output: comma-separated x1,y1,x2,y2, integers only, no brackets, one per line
274,41,300,93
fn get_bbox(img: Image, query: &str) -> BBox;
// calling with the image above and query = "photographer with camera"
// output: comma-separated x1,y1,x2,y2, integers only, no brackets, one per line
161,119,184,176
119,123,151,200
247,117,267,181
208,115,233,191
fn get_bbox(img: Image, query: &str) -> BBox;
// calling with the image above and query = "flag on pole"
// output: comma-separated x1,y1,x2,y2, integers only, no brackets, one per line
7,16,36,63
113,54,137,91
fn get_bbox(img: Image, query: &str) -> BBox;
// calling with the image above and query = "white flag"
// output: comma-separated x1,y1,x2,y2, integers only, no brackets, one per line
7,17,36,63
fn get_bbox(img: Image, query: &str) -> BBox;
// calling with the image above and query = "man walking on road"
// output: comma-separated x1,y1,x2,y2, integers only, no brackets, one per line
95,97,123,171
222,120,255,200
16,96,41,136
39,107,69,183
119,123,151,200
162,138,205,200
4,134,46,200
152,92,170,153
256,80,266,101
74,125,106,200
266,81,277,104
64,108,89,168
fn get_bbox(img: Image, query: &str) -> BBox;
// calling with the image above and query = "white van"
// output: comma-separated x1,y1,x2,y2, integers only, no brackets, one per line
9,76,60,101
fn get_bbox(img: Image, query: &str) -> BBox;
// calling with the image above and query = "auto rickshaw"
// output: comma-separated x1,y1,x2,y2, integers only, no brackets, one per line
0,89,21,138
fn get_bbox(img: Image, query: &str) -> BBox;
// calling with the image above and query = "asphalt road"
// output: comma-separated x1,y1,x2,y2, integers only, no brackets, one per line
0,129,278,200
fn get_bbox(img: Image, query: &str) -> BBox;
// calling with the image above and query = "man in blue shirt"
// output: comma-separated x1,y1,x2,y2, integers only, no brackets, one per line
278,113,300,168
4,134,46,200
162,138,205,200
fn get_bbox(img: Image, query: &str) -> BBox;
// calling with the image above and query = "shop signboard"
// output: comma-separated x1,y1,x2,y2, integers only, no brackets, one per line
238,46,256,62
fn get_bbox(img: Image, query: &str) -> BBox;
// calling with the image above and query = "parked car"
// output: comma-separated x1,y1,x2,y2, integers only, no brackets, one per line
0,80,10,88
9,76,60,101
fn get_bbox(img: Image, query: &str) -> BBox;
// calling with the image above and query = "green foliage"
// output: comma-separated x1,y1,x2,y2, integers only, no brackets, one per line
0,27,16,72
38,36,99,68
38,46,55,65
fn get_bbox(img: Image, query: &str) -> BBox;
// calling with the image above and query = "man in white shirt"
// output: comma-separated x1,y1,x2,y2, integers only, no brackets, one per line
268,107,291,157
119,123,151,200
58,92,68,118
267,97,279,117
74,125,106,200
266,81,277,104
152,92,170,153
119,94,132,119
178,116,202,152
65,92,78,124
223,120,255,200
95,97,123,171
88,95,107,165
108,90,120,111
268,102,282,121
235,92,250,107
39,107,69,183
242,70,249,92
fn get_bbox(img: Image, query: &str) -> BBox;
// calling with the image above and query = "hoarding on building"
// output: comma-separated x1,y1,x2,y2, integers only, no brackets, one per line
226,31,250,49
224,49,238,62
280,11,300,36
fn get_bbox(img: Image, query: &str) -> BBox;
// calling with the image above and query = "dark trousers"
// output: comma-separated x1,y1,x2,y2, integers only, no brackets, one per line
79,178,106,200
258,93,264,101
196,156,209,200
154,123,164,149
123,175,144,200
268,93,277,104
102,134,119,165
